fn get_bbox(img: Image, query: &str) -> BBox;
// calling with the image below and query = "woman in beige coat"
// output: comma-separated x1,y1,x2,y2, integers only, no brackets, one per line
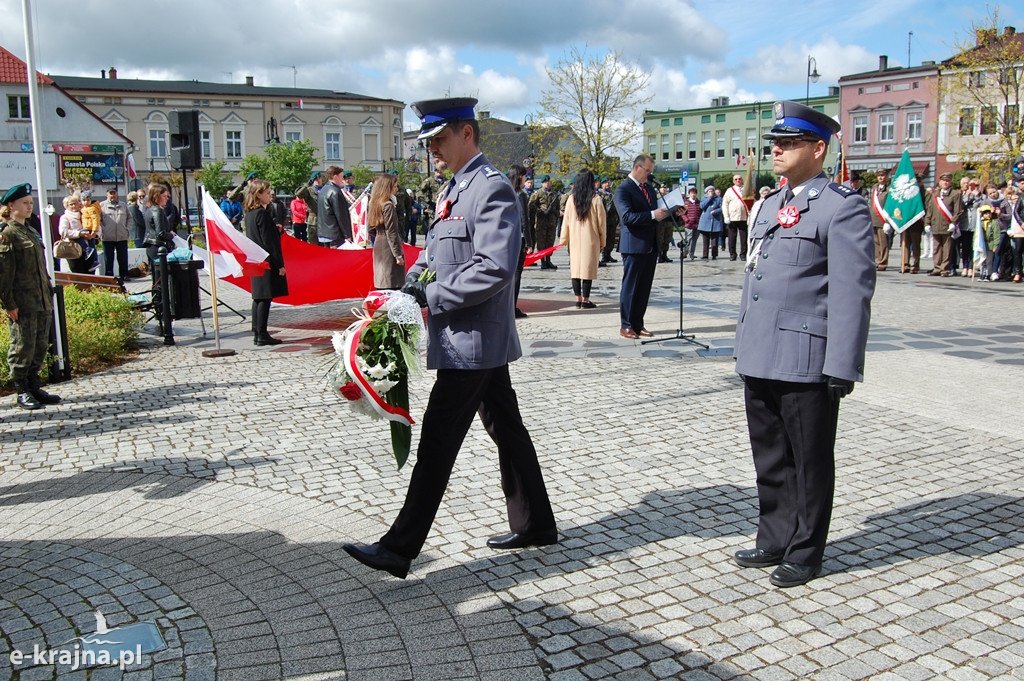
368,173,405,289
558,168,606,308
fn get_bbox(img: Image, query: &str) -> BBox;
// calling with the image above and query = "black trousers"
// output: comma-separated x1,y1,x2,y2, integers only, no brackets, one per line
726,221,748,259
743,377,840,567
252,299,271,337
513,243,526,305
380,364,555,559
619,251,657,332
102,240,129,278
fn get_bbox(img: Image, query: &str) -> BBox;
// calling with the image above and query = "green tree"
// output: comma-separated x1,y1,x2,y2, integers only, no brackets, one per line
533,45,652,178
194,161,233,200
348,164,377,190
264,139,320,195
941,7,1024,182
238,154,271,187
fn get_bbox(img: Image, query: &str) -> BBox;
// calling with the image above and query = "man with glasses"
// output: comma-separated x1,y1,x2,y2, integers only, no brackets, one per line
613,154,667,339
732,101,876,588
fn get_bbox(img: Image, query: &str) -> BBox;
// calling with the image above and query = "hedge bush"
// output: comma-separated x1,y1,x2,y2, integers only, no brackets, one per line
1,286,143,386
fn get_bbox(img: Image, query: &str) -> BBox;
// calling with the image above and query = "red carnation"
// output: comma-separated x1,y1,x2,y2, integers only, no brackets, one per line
437,199,452,220
339,382,362,401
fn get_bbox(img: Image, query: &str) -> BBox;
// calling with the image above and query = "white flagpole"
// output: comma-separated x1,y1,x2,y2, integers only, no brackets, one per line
21,0,67,374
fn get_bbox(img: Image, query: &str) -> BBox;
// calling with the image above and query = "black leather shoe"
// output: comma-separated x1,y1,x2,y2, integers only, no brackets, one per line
342,542,410,579
733,548,785,568
486,529,558,550
255,336,284,346
515,308,528,319
769,562,821,587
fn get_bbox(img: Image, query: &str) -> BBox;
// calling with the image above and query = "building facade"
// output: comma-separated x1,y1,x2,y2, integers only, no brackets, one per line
0,47,133,208
51,69,404,189
839,56,940,182
935,26,1024,178
643,93,840,190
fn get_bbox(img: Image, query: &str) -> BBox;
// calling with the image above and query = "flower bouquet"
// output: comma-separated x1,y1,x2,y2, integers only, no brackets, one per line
328,290,424,469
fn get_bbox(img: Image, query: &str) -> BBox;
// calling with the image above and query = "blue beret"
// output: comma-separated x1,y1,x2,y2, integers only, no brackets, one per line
1,183,32,205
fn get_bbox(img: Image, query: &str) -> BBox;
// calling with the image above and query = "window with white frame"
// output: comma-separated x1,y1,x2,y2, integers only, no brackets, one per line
1005,104,1020,135
716,130,725,159
905,112,923,141
980,106,998,135
702,131,711,159
959,107,975,136
149,129,167,158
730,129,740,157
661,134,669,161
225,130,243,158
285,130,302,144
688,132,697,160
201,130,212,158
8,95,30,120
325,132,341,160
674,133,683,160
853,116,868,143
878,114,895,143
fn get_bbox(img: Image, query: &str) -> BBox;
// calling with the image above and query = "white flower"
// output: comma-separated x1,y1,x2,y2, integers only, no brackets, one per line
331,331,347,355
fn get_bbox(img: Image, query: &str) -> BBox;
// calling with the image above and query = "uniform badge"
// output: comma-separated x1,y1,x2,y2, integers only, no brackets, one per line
774,101,784,118
459,180,468,190
437,199,452,220
808,188,819,198
777,206,800,228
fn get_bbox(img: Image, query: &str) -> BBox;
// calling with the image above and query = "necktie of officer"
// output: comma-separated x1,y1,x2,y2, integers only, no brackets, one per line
640,182,651,206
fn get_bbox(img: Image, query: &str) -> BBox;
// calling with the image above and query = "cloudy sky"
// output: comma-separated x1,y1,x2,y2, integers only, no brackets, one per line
1,0,1017,132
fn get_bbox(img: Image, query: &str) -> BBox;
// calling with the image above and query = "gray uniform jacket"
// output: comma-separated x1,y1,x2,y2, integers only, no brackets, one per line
407,153,522,371
734,173,876,383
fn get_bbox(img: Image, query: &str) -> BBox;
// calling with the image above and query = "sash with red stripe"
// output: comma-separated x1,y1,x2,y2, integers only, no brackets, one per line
933,194,955,223
872,187,893,228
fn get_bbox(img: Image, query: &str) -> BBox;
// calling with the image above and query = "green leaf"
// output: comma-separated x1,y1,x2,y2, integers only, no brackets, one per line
386,376,412,469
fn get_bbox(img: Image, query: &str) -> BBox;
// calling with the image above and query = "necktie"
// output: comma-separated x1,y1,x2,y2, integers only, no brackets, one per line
640,183,651,206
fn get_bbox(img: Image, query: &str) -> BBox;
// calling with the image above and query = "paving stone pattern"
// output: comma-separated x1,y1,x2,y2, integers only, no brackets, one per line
2,252,1023,680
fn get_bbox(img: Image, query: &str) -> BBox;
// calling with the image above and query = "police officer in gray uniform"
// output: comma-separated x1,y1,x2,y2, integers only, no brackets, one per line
342,97,556,579
0,183,61,410
732,101,876,587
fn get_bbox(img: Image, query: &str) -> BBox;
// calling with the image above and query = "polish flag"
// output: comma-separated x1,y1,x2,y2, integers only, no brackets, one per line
125,153,137,179
194,189,269,279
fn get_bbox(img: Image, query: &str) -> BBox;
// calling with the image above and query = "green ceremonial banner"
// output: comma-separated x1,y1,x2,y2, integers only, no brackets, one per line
883,150,925,234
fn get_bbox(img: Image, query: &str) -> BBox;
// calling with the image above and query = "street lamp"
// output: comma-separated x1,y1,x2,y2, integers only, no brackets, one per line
806,56,820,105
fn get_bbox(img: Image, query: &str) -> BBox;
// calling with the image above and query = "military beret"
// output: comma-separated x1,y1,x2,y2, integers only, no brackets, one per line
343,171,353,178
410,97,478,140
764,100,841,142
1,183,32,205
309,171,320,182
540,174,551,182
245,171,258,181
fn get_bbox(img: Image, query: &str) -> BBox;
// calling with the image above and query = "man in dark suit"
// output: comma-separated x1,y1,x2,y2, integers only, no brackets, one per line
614,154,668,339
733,101,876,587
342,97,557,579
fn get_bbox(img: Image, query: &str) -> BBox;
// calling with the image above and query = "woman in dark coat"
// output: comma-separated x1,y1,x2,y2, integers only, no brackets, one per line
368,173,405,289
143,182,178,323
243,179,288,345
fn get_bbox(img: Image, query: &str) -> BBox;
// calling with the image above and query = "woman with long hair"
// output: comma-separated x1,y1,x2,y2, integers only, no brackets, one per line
557,168,606,308
368,173,405,289
507,163,532,318
243,179,288,345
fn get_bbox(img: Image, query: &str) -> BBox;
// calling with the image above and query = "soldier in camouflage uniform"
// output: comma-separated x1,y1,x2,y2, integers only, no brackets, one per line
600,177,619,265
392,171,410,234
417,167,447,232
529,175,559,269
0,183,60,410
295,172,324,245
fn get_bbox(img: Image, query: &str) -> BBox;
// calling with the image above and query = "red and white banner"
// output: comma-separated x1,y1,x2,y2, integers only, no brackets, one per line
933,194,955,223
525,243,563,267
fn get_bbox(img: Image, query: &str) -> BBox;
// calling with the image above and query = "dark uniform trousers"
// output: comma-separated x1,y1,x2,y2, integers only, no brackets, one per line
619,251,657,332
380,364,556,559
6,310,51,380
744,377,840,567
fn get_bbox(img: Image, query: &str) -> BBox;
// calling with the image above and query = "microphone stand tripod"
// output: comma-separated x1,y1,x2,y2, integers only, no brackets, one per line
642,190,708,350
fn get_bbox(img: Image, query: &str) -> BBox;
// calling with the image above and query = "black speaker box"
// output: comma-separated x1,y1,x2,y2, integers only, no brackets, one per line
169,110,202,170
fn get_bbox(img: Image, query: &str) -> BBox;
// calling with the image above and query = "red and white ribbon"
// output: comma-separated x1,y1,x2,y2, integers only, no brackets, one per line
933,194,955,223
340,318,414,426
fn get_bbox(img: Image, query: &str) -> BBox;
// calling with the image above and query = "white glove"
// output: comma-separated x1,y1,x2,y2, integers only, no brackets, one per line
884,226,894,236
924,225,932,234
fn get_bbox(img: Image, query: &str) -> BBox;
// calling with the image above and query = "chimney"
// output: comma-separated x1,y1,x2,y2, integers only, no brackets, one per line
479,111,490,120
109,67,117,79
879,55,888,71
1005,26,1016,37
101,69,106,79
245,75,254,86
721,96,730,106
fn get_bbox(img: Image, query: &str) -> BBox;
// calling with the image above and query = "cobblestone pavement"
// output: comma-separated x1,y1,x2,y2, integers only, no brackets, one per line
2,248,1023,680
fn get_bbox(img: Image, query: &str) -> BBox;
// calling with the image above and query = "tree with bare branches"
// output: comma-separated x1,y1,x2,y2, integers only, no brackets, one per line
532,45,652,178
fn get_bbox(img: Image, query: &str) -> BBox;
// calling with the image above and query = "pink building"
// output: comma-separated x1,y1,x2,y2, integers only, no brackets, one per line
839,56,939,181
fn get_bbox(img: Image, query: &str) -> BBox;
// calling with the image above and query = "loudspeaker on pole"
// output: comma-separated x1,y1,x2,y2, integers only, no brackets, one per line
170,110,202,170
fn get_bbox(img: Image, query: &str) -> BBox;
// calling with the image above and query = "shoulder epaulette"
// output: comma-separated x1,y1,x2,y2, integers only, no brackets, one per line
830,183,856,197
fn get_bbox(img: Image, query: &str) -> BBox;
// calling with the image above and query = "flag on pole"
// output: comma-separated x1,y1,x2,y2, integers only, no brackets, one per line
345,187,371,248
973,209,988,275
882,150,925,234
195,189,270,278
125,153,137,179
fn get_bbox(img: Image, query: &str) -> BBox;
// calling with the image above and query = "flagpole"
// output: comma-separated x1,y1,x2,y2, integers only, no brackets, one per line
21,0,70,377
199,188,236,358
